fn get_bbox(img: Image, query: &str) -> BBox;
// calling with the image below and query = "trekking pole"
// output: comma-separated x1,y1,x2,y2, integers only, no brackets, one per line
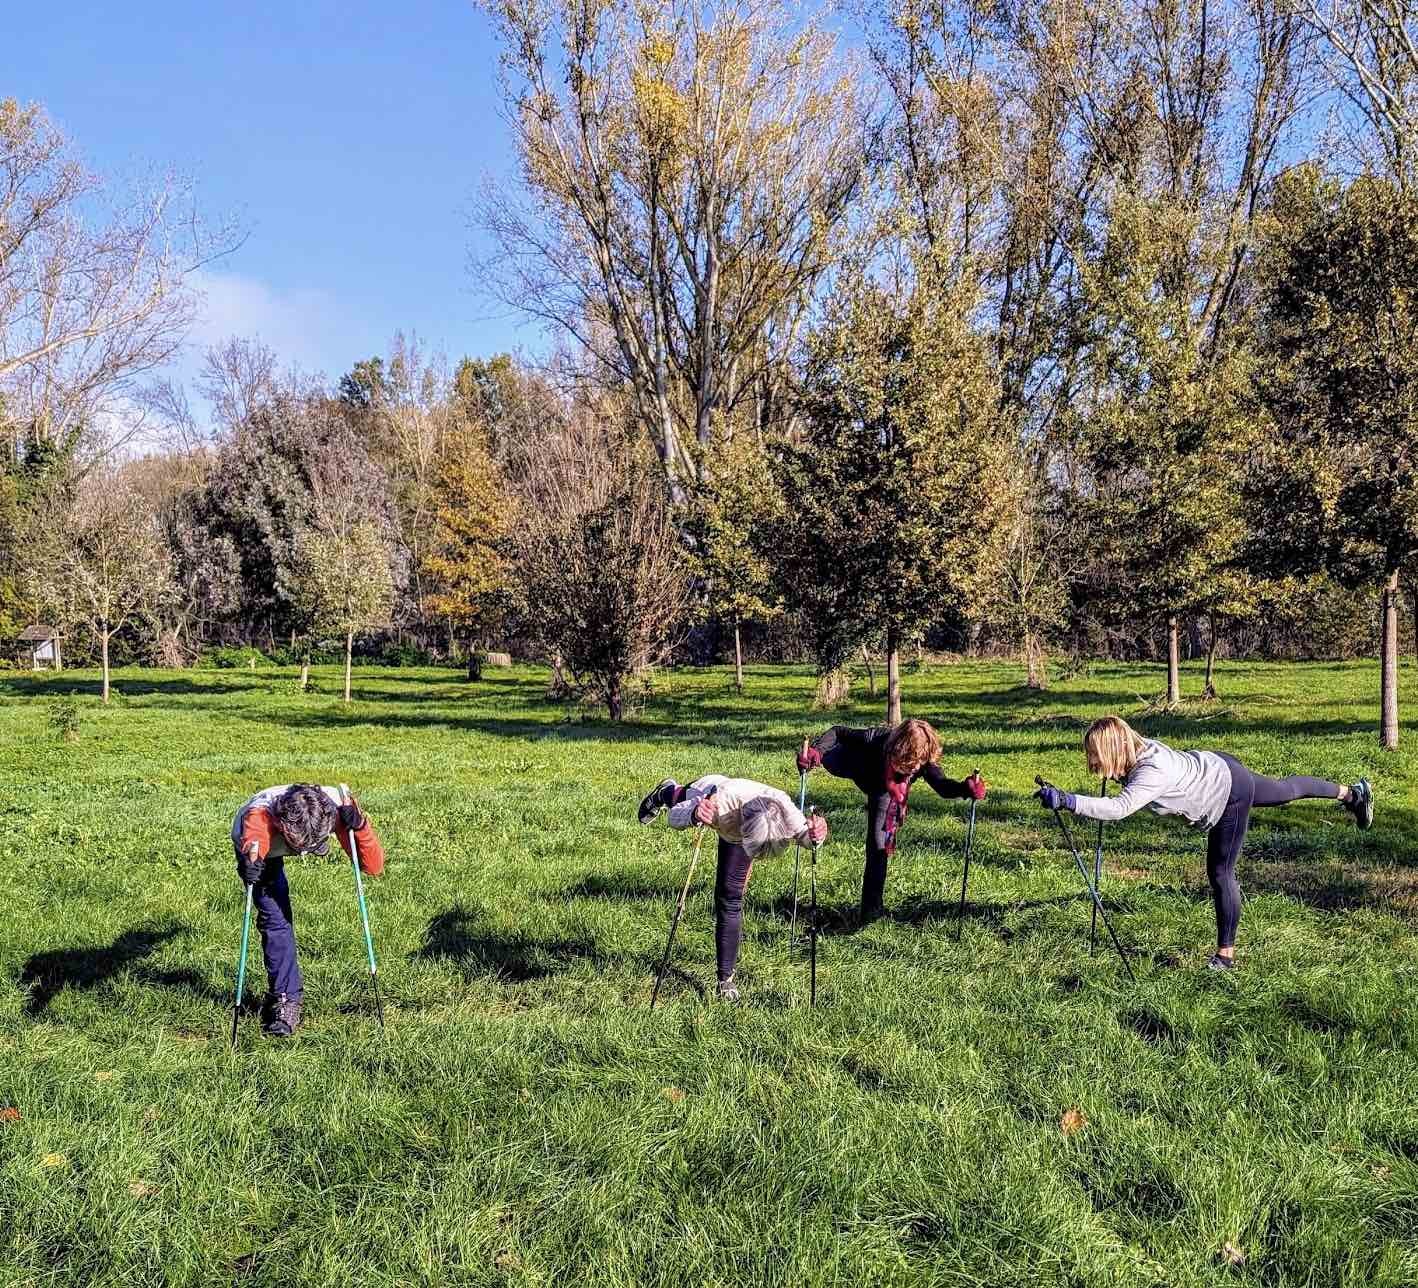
230,844,256,1049
953,768,981,942
1035,777,1135,981
790,739,807,941
651,786,717,1009
339,784,385,1030
808,807,820,1006
1090,777,1106,956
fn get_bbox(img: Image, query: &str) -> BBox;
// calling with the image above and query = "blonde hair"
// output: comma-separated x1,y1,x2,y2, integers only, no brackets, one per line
1084,715,1149,781
884,718,941,776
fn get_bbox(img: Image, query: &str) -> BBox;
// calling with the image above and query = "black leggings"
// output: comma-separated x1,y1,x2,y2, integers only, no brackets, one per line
862,793,893,917
1207,755,1342,948
714,839,753,981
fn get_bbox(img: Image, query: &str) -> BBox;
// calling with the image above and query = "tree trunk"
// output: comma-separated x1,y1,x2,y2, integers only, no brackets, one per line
100,626,110,704
344,629,353,703
299,661,309,691
861,644,876,697
1202,613,1219,700
1166,615,1181,707
608,676,623,721
733,618,744,694
467,647,483,681
1381,570,1399,750
1025,632,1048,690
886,625,902,725
54,635,62,671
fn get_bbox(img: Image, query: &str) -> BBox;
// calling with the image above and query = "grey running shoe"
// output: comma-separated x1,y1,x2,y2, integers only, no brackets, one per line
261,992,303,1037
1207,954,1236,972
716,976,741,1003
638,779,679,825
1344,778,1374,831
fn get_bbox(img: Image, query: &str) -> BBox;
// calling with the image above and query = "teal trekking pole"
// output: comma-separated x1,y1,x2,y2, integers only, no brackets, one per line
230,844,256,1049
339,784,385,1030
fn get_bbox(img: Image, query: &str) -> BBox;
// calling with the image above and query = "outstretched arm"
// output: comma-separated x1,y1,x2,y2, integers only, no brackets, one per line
1062,765,1165,823
921,762,983,800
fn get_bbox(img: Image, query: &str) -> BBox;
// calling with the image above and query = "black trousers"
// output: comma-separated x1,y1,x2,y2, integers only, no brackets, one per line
861,793,893,917
714,839,753,981
1206,755,1342,948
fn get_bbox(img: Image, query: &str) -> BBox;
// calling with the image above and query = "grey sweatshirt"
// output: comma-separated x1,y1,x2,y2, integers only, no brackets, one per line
1069,740,1233,831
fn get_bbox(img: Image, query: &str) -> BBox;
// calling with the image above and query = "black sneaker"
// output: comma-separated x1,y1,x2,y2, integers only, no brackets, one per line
1343,778,1374,831
1206,954,1236,972
638,779,679,825
716,976,741,1003
261,992,303,1037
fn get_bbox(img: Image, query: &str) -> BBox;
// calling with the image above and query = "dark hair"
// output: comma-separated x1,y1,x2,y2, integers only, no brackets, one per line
272,784,337,854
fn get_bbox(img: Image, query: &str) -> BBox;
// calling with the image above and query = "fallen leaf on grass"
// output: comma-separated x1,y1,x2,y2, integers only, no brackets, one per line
1220,1241,1245,1266
661,1086,686,1103
1373,1165,1391,1182
0,1107,19,1123
495,1251,522,1271
129,1179,157,1198
93,1070,115,1082
40,1153,68,1169
1060,1108,1087,1136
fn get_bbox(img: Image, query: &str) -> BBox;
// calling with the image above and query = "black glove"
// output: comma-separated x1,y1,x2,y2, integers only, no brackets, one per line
338,799,365,832
237,848,264,886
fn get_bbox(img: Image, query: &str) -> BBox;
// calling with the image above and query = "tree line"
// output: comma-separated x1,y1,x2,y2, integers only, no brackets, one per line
3,0,1418,744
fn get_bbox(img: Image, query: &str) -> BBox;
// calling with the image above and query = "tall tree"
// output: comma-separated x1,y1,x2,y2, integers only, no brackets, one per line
509,408,689,719
688,435,781,693
480,0,871,493
778,275,1014,723
0,99,236,455
422,421,514,678
41,473,173,703
293,429,396,703
1255,166,1418,748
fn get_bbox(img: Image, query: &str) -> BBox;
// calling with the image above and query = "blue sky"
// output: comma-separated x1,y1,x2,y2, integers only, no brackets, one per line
4,1,539,397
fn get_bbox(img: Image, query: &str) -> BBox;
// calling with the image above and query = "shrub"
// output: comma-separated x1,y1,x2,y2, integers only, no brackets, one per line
204,645,268,670
49,696,81,743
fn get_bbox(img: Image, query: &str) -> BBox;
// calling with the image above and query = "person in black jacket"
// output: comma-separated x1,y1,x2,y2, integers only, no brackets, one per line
797,717,986,921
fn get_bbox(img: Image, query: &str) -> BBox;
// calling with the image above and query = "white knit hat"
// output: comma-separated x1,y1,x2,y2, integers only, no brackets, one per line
739,795,805,859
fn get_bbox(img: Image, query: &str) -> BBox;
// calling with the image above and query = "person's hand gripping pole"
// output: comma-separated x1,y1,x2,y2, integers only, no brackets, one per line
1034,776,1134,980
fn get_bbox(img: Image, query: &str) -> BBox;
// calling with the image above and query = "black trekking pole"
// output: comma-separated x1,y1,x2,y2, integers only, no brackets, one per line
340,784,385,1031
651,787,717,1009
1090,777,1106,956
230,843,256,1049
953,767,981,942
1035,776,1135,981
790,739,807,942
808,807,820,1006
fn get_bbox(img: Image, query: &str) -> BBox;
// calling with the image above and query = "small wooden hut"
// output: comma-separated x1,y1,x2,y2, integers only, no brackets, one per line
18,625,62,671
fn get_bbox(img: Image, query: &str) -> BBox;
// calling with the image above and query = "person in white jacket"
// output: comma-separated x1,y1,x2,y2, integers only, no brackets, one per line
1035,716,1373,971
638,775,828,1001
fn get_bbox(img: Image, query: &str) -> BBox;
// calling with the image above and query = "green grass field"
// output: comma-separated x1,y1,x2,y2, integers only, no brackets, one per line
0,660,1415,1287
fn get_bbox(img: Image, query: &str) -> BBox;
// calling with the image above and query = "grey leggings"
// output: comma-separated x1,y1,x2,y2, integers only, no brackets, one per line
1207,755,1342,948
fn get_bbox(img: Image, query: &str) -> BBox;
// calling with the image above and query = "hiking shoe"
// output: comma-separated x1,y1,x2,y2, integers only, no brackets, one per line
260,992,303,1037
716,976,741,1003
1344,778,1374,831
638,778,679,825
1207,954,1237,973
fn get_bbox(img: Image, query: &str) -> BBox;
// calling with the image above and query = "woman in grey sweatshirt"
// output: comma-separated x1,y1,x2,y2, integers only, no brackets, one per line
1035,716,1373,971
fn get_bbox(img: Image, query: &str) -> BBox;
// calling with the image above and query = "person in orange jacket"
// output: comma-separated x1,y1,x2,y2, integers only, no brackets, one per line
230,784,384,1036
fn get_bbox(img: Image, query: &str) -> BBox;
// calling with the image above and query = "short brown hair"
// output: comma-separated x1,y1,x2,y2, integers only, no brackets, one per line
1084,716,1149,780
884,718,941,776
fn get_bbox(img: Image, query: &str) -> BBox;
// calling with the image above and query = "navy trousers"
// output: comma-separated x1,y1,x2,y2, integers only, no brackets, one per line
236,853,303,998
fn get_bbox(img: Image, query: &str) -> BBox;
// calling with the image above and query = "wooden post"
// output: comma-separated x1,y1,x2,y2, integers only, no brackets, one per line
886,624,902,725
1381,571,1399,750
1166,615,1181,707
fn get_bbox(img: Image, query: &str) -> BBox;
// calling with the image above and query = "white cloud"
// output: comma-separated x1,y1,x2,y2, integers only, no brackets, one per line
184,269,346,380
